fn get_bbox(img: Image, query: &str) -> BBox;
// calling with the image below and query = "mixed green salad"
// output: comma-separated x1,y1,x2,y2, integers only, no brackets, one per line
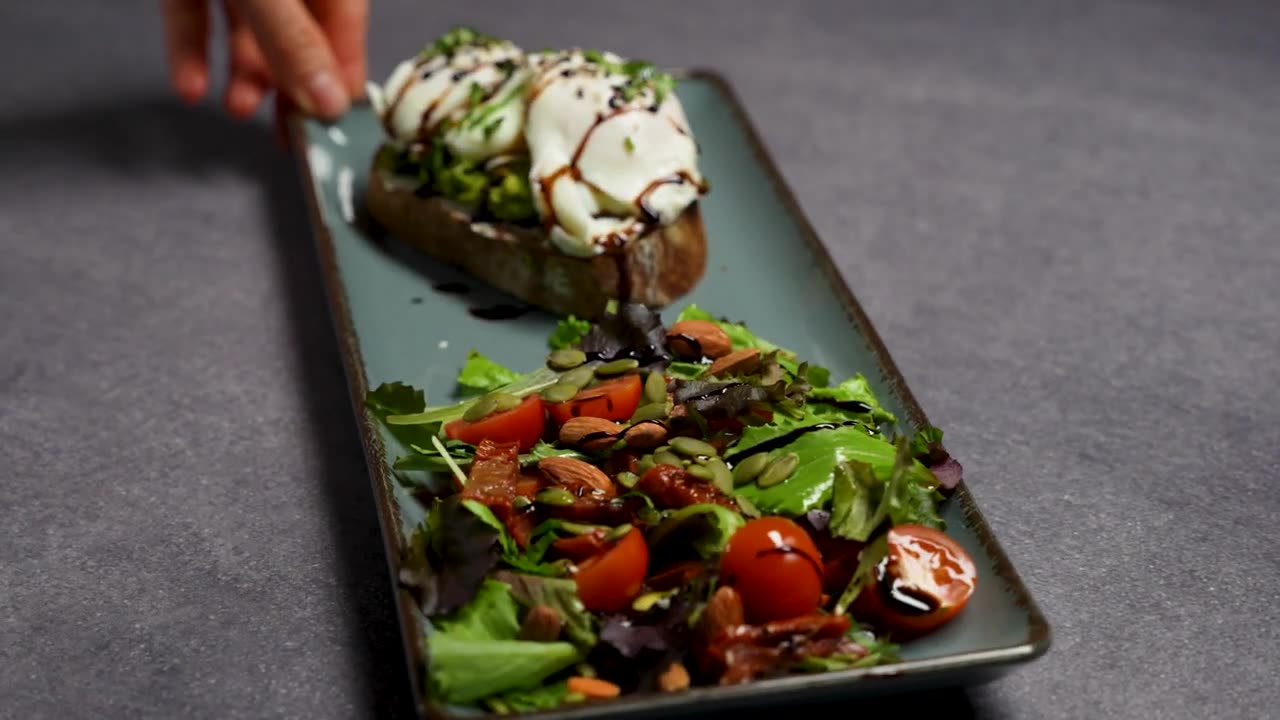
367,303,974,713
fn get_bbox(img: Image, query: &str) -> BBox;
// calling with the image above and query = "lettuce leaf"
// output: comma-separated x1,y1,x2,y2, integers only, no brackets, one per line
428,580,581,704
456,350,521,396
808,374,896,424
646,504,745,560
546,315,592,350
827,436,944,542
494,571,597,648
401,496,502,616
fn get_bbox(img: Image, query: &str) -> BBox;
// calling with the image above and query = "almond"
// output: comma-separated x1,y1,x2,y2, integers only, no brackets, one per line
538,456,615,495
622,421,668,450
558,417,622,451
702,585,745,636
667,320,732,360
657,662,691,692
517,605,563,642
706,348,761,378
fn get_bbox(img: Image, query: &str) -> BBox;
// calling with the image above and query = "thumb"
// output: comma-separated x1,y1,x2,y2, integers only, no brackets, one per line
230,0,349,119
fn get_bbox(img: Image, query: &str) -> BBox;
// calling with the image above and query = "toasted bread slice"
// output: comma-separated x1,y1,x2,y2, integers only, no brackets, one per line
365,154,707,319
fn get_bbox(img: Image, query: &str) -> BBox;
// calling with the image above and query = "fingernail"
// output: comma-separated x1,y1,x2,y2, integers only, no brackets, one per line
304,71,349,119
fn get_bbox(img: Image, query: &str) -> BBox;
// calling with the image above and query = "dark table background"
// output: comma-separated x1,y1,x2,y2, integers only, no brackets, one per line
4,1,1278,718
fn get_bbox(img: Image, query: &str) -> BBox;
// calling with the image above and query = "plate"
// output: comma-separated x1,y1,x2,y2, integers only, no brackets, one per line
288,69,1050,719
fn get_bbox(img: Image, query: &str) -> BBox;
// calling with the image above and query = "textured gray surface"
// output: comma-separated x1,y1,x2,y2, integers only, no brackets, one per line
3,1,1278,718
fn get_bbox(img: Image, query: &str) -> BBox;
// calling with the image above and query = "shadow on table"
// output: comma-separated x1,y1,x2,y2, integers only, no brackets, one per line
0,97,982,719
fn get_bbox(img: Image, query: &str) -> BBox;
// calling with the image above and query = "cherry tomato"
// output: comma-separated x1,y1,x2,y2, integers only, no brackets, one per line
547,374,642,425
852,525,977,638
575,527,649,613
720,517,824,623
444,395,545,452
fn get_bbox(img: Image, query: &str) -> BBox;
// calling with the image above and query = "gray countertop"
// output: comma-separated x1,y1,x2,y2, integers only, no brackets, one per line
4,1,1278,718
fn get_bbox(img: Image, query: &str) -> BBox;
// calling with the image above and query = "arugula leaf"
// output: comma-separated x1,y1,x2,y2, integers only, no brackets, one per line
809,374,896,424
456,350,521,396
386,368,560,427
547,316,592,350
733,426,937,517
835,534,888,615
645,504,745,560
494,571,597,648
402,496,501,616
829,461,882,542
427,580,581,704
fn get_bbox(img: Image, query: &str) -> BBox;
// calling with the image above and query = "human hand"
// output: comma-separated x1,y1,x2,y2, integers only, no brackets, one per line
161,0,368,121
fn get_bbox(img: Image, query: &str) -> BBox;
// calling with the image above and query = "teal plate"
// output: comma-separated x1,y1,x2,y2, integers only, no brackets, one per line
289,70,1049,719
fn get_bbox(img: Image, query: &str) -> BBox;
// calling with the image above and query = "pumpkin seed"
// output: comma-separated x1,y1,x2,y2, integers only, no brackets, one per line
595,358,640,376
643,371,668,404
653,450,683,467
558,521,604,535
635,455,656,474
629,402,668,422
559,365,597,390
574,663,597,679
686,464,715,482
535,487,575,506
756,452,800,488
632,590,676,613
512,496,532,510
670,436,718,458
637,506,662,525
705,457,734,494
731,453,770,486
547,348,587,370
462,395,499,422
616,471,639,489
605,523,634,542
540,382,580,403
490,392,521,412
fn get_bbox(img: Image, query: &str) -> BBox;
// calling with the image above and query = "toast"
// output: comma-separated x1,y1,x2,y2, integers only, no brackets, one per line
365,156,708,319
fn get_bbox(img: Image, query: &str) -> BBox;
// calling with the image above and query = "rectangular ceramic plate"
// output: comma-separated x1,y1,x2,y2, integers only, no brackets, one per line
289,70,1050,720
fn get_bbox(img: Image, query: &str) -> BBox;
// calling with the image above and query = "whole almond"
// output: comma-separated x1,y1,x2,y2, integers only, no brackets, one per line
657,662,691,692
706,348,761,378
703,585,746,636
667,320,732,360
622,422,668,450
538,456,615,495
518,605,563,642
558,417,623,451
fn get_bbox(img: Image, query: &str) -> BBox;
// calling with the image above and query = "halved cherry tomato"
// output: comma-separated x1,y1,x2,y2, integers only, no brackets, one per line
547,373,642,425
444,395,545,452
575,527,649,613
852,525,977,638
720,517,824,623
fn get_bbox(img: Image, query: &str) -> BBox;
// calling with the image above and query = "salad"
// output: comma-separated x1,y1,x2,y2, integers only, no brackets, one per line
367,304,974,713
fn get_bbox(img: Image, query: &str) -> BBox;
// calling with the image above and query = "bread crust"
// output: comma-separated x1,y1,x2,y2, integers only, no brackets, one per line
364,155,707,319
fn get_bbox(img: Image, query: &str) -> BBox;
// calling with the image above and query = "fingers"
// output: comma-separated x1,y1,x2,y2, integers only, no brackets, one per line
230,0,349,120
160,0,211,104
308,0,369,98
222,1,273,118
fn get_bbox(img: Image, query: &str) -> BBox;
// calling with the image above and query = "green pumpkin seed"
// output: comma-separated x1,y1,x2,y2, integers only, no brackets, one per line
462,395,499,422
687,464,715,482
559,365,597,390
605,523,634,542
616,471,639,489
535,487,575,506
670,436,718,458
635,455,656,474
756,452,800,488
547,348,587,370
490,392,521,412
731,453,770,486
574,663,597,679
643,371,668,404
631,590,676,613
705,457,734,494
595,358,640,377
512,496,532,510
637,506,662,525
653,450,683,468
540,382,580,403
629,402,668,423
558,521,604,535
